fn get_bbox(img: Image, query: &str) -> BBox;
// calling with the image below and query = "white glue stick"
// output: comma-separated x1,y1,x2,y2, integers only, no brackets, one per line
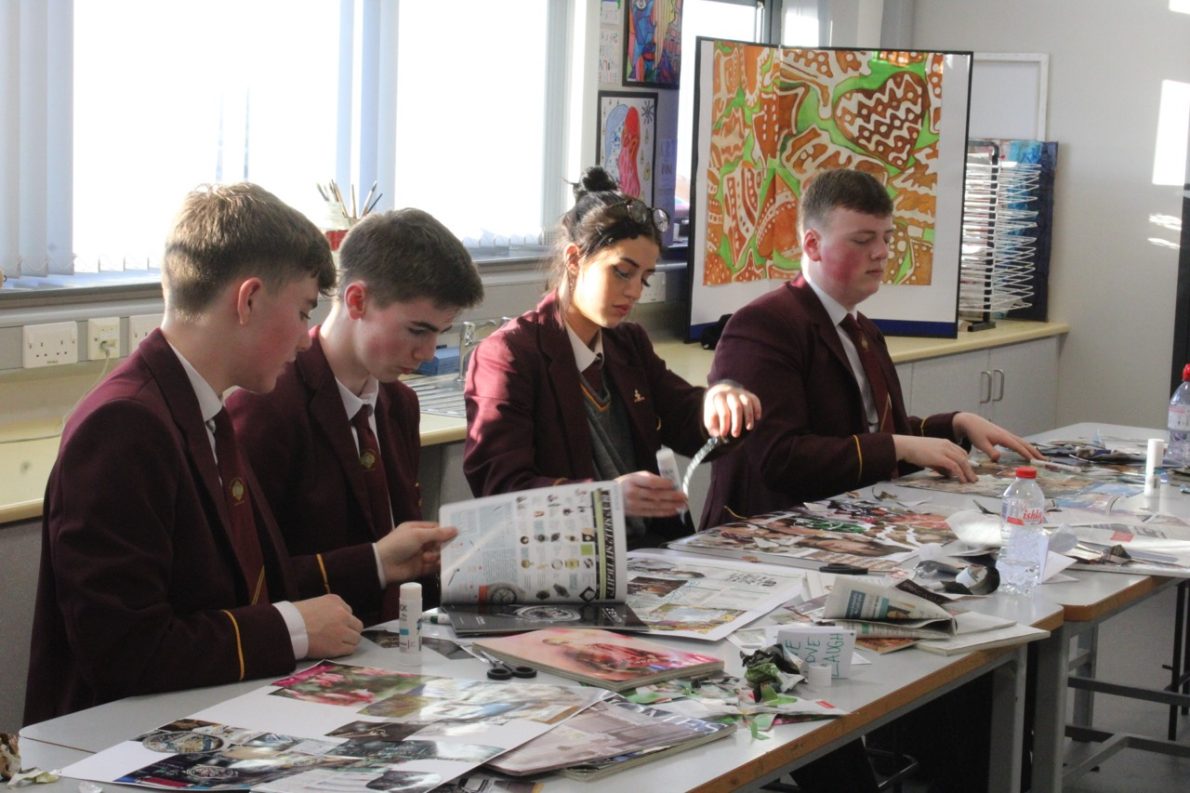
397,582,422,665
1145,438,1165,496
656,446,688,523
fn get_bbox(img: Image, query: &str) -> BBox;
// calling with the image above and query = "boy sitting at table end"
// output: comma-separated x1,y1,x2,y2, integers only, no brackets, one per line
25,184,453,725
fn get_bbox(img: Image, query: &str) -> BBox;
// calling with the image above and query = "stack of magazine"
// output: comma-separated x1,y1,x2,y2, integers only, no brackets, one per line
486,697,733,780
818,577,1050,656
474,627,723,691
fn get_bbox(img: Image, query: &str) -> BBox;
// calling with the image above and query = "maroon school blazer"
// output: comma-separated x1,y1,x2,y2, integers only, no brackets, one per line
25,330,300,725
463,292,709,541
228,330,423,622
700,278,957,528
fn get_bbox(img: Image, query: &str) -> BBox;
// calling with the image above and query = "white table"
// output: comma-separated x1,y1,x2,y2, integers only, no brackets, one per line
878,422,1190,793
20,590,1059,793
1023,423,1190,793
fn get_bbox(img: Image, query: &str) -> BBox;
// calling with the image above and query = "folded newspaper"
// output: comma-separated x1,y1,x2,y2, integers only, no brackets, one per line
821,578,1014,639
438,481,646,634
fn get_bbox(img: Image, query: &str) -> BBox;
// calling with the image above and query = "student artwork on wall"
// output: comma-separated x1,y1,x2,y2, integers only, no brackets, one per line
687,39,974,339
597,91,658,203
623,0,684,88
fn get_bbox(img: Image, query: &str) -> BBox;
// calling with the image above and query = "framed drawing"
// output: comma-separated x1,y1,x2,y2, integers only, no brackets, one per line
623,0,684,88
596,90,658,204
687,38,975,339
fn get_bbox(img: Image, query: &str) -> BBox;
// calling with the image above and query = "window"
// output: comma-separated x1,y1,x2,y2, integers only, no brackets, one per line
393,0,551,248
674,0,760,227
3,0,566,290
73,0,341,274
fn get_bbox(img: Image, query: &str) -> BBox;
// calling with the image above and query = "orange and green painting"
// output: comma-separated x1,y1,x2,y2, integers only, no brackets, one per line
703,43,945,287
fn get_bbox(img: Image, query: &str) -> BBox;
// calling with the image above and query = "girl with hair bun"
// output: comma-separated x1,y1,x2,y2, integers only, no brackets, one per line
462,167,761,548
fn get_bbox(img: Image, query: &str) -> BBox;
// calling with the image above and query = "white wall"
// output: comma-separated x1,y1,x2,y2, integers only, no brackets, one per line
910,0,1190,429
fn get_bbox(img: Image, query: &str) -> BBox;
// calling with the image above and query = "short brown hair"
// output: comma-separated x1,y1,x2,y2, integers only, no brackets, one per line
337,208,483,309
800,169,894,234
163,183,335,317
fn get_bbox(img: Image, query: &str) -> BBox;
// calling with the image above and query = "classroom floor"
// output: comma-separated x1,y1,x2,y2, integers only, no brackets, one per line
1061,582,1190,793
893,583,1190,793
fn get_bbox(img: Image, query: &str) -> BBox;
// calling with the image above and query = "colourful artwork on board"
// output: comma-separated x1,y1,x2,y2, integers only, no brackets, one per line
624,0,684,88
702,43,946,288
597,91,658,203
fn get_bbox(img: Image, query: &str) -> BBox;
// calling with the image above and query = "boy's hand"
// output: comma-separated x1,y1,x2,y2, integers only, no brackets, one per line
703,382,762,438
294,594,363,658
894,435,977,482
376,522,458,583
952,412,1041,462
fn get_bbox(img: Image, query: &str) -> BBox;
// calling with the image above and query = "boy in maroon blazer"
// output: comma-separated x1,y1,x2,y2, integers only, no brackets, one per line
702,168,1041,791
228,209,483,623
24,185,452,725
702,168,1039,528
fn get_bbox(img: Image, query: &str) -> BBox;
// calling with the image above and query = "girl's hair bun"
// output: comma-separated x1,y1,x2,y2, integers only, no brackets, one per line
573,166,619,200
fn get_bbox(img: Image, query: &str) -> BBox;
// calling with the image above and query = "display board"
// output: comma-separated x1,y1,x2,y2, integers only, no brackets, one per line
687,39,974,340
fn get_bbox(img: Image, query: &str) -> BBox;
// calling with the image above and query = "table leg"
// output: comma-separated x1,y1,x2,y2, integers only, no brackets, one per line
1031,624,1069,793
1071,624,1098,729
988,645,1027,793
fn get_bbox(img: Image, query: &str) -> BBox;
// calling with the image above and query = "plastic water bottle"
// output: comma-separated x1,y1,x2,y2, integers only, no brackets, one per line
999,466,1047,596
1167,364,1190,465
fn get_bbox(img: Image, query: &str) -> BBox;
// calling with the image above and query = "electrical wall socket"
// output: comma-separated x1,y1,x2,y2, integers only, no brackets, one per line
128,314,160,349
87,317,121,361
23,322,79,368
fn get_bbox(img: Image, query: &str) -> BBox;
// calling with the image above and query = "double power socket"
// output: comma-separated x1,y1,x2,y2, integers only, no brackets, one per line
21,314,159,369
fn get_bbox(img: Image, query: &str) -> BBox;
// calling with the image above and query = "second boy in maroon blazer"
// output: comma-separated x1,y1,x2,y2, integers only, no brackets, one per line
229,209,483,623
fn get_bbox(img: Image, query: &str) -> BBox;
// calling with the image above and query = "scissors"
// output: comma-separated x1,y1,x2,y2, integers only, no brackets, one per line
471,647,536,680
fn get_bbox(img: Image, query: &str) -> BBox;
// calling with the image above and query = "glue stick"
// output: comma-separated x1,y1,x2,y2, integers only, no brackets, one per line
397,582,422,665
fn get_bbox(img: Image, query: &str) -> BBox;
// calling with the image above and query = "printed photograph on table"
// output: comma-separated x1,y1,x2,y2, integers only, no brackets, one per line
668,497,961,573
597,91,658,203
898,458,1104,498
624,550,806,641
119,718,356,790
358,677,602,726
623,0,683,87
270,661,431,708
687,39,973,339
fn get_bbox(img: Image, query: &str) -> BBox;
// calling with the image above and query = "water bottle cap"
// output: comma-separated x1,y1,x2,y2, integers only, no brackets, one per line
1182,363,1190,382
1015,466,1037,479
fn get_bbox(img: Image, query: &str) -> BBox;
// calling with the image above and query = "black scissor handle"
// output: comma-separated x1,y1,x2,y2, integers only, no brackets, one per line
507,663,537,679
486,665,513,681
474,648,538,680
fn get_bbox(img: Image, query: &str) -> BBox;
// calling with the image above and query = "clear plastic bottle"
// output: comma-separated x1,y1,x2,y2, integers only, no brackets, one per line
1167,364,1190,466
999,466,1047,596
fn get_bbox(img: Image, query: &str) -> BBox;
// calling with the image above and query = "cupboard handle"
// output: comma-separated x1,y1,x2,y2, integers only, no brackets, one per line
992,369,1006,402
980,370,992,404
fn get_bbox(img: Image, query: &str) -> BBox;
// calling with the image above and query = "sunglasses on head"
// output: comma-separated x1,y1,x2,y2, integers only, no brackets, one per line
607,198,670,234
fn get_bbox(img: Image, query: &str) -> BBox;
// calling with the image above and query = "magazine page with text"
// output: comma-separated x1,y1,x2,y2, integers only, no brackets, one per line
440,481,628,605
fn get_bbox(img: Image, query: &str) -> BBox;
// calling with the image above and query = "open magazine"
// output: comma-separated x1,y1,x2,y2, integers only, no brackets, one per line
487,697,733,778
667,497,954,573
822,577,1014,639
438,482,646,634
60,660,608,793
